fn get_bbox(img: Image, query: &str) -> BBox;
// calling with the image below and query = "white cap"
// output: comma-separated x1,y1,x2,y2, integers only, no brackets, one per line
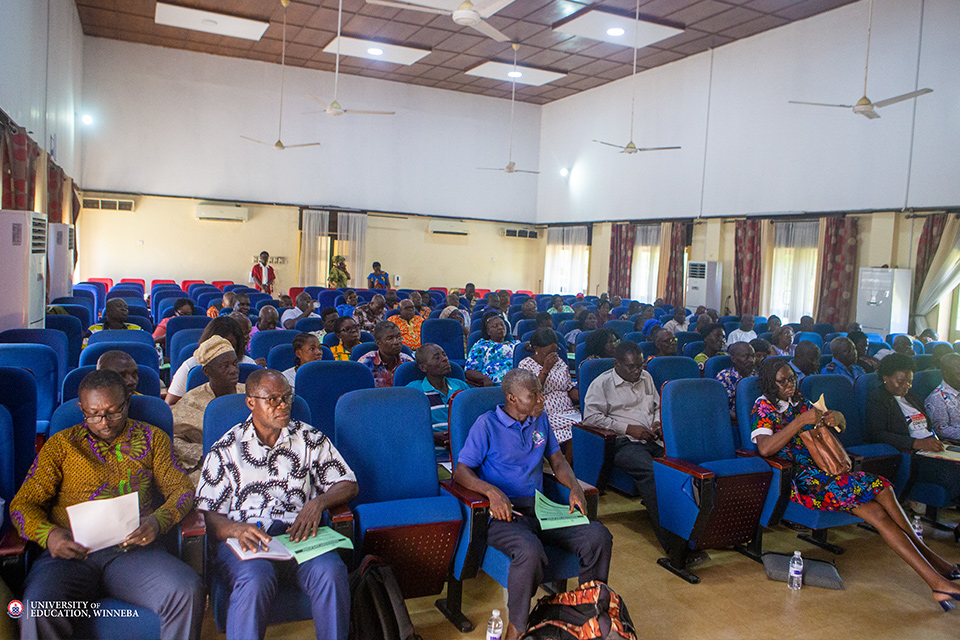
492,609,500,617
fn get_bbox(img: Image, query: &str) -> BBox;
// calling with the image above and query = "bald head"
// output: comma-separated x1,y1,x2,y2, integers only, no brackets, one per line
830,336,856,366
96,350,138,397
245,368,288,397
258,305,279,330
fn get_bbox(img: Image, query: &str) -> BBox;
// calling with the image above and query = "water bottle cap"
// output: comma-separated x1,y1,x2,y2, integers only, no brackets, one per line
793,550,801,556
492,609,500,617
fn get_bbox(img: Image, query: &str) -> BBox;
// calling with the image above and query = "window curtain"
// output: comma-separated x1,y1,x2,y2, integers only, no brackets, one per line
607,223,635,297
914,215,960,332
543,226,589,295
630,224,660,303
2,127,40,211
734,219,763,316
912,213,948,324
769,221,819,323
815,217,858,327
663,221,689,309
47,159,66,223
336,212,367,288
299,209,330,287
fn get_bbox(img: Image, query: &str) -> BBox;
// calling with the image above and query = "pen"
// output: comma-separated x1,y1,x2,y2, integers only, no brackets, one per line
256,521,264,551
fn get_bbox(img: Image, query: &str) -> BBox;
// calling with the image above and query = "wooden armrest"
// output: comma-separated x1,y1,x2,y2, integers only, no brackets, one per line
0,528,27,557
179,509,206,537
328,503,354,523
573,422,618,441
578,479,599,496
655,456,714,480
848,452,864,463
735,449,758,457
440,478,489,509
760,455,793,470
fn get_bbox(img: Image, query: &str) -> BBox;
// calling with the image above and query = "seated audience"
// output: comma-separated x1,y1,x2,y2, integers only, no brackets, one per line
278,294,293,309
410,291,431,320
388,298,424,349
770,326,795,357
233,294,251,317
440,304,470,351
197,370,357,640
582,328,619,362
693,305,707,316
706,309,720,323
535,312,553,332
384,290,399,310
765,315,783,334
282,292,320,330
84,299,141,346
335,289,358,319
931,343,954,368
408,343,470,450
848,330,879,373
582,341,668,551
353,294,387,333
751,358,960,609
513,298,539,337
925,352,960,443
633,305,655,327
695,323,727,369
518,329,581,461
564,311,598,350
444,292,469,325
894,335,916,357
153,298,195,347
610,295,623,310
727,314,757,345
454,369,612,640
822,336,864,381
750,338,773,370
485,294,513,333
230,311,256,360
596,300,612,326
313,307,339,340
918,328,939,344
167,317,256,406
11,370,203,640
791,340,822,384
466,311,519,386
717,341,756,419
330,316,363,361
662,307,688,334
462,282,478,312
619,301,641,320
799,315,815,333
97,349,140,398
249,305,279,340
208,291,236,319
650,328,677,359
282,333,325,392
866,354,942,453
357,321,414,388
846,321,861,333
172,336,245,484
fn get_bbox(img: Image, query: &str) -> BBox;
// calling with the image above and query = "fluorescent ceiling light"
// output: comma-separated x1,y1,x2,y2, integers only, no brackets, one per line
80,114,94,126
507,71,522,78
154,2,269,41
323,37,430,65
553,8,683,48
466,62,566,86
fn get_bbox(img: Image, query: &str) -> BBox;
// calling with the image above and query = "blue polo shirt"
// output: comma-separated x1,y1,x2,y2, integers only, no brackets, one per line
408,376,470,432
457,406,559,499
821,357,864,381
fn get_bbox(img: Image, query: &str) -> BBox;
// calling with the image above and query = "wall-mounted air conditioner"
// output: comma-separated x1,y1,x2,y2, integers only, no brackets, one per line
196,202,249,222
47,222,75,300
428,220,469,236
0,210,47,331
500,227,539,239
685,261,722,310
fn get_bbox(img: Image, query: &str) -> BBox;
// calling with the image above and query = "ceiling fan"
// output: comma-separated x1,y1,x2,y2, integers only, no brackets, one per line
789,0,932,119
593,0,680,154
365,0,512,42
242,0,321,149
478,44,539,175
306,0,395,116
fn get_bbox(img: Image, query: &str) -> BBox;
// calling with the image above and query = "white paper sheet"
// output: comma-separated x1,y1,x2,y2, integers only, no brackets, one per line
66,492,141,552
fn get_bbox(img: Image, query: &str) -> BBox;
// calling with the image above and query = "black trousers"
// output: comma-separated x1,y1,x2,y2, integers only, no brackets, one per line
614,437,670,551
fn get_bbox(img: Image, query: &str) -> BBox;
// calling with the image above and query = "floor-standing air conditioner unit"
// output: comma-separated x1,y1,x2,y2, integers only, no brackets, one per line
47,222,75,300
0,210,47,332
856,267,911,336
685,261,722,310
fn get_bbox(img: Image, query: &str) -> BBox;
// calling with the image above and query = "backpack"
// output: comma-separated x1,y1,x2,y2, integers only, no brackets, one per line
520,581,636,640
348,555,423,640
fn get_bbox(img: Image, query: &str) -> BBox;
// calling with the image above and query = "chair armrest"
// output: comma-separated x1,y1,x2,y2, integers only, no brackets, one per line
0,528,27,558
329,503,354,523
440,479,490,581
178,509,206,537
572,422,618,441
440,478,489,509
655,456,714,480
754,453,793,471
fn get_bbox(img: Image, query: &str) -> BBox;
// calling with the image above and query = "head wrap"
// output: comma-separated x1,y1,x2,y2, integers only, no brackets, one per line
194,335,235,365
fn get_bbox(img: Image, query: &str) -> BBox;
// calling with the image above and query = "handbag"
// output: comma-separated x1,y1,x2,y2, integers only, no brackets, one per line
799,420,852,476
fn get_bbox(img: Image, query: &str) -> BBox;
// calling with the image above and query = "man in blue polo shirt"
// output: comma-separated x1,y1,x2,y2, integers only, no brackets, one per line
822,336,864,381
454,369,613,640
408,343,469,456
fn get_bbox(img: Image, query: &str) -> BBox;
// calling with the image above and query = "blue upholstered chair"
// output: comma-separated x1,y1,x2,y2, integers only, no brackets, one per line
163,315,211,358
392,361,465,387
45,314,83,368
294,317,325,333
52,296,95,325
349,342,414,361
186,362,262,391
512,341,566,369
0,367,38,489
813,323,835,337
55,304,92,331
0,329,70,392
422,318,467,363
654,379,772,583
794,331,823,348
62,365,162,401
702,355,733,380
604,320,633,339
675,331,700,351
86,329,154,348
169,328,206,376
925,340,952,355
79,342,159,372
249,329,300,361
0,344,58,434
266,343,334,372
647,356,700,392
912,354,934,371
295,361,375,438
682,341,706,359
48,394,174,439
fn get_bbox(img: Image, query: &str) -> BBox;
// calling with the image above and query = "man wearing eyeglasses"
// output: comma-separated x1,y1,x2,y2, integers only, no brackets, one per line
196,369,358,640
11,369,204,640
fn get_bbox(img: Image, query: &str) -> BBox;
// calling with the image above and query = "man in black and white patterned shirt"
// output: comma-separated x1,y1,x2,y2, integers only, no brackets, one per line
197,369,357,640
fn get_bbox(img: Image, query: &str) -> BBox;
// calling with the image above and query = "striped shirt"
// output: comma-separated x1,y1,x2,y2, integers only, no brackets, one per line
407,377,470,433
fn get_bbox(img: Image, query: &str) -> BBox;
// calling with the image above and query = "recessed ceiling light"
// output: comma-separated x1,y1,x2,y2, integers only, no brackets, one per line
606,27,625,37
80,114,93,126
323,37,431,65
466,61,566,86
367,47,384,56
560,168,569,177
553,7,683,48
507,71,523,78
154,2,269,41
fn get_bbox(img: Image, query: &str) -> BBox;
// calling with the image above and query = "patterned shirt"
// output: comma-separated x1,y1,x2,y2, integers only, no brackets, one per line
83,323,144,348
171,383,245,484
10,420,194,548
388,314,424,349
330,344,351,361
196,418,356,525
353,304,385,332
356,349,415,388
418,306,432,321
822,358,864,381
367,271,390,288
716,367,743,414
924,381,960,441
466,338,518,384
694,350,726,370
328,266,349,288
408,377,470,433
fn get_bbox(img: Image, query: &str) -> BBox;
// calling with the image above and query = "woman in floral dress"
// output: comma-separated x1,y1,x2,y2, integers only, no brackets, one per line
465,311,518,386
751,358,960,610
518,328,580,463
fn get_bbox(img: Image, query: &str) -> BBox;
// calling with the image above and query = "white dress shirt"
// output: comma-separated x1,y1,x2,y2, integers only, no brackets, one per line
582,368,661,443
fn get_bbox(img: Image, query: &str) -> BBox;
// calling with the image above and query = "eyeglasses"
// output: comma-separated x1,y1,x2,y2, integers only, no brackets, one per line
249,393,294,408
82,401,128,425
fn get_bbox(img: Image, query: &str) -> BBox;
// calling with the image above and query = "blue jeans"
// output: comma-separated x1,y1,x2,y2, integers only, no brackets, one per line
215,539,349,640
20,544,204,640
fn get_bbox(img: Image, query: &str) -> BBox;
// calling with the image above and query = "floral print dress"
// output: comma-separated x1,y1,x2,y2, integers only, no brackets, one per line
466,338,518,384
518,356,580,443
751,394,890,511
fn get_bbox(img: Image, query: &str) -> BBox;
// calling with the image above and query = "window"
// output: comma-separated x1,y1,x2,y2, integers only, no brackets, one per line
769,221,819,323
543,226,589,294
630,224,660,303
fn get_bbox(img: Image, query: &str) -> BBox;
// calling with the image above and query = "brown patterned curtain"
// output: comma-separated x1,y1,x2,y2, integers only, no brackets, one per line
607,223,635,297
47,159,66,223
2,127,41,211
815,217,858,327
912,213,948,321
734,219,763,315
664,221,690,308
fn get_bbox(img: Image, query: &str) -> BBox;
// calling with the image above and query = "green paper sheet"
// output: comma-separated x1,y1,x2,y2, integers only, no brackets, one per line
273,527,354,563
535,490,589,530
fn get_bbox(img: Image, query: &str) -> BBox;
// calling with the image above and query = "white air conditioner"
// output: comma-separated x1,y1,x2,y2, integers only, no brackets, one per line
428,220,469,236
47,222,75,300
195,202,249,222
0,210,47,331
685,260,722,310
856,268,911,336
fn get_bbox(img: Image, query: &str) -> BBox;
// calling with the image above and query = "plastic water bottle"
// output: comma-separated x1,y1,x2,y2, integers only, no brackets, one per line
912,515,924,541
788,551,803,590
486,609,503,640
